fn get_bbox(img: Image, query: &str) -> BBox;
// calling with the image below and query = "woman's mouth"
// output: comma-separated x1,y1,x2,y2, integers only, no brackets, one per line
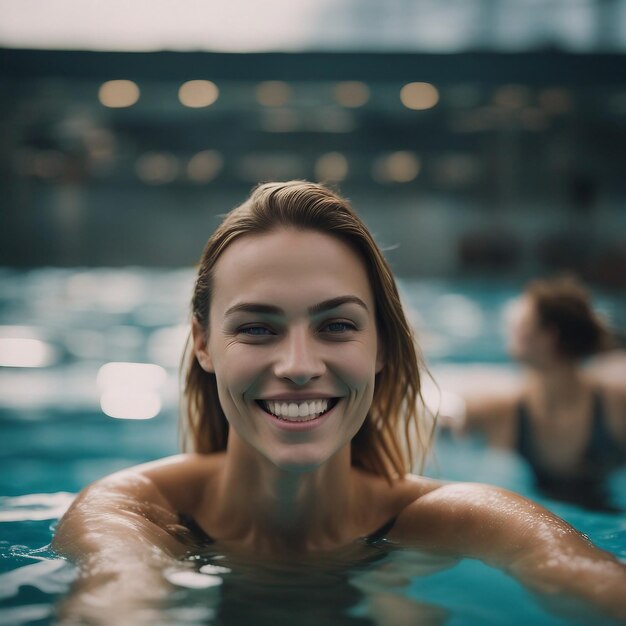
255,398,339,422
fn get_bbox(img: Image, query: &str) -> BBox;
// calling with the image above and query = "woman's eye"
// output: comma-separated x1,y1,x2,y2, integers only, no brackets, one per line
322,321,356,333
239,326,273,336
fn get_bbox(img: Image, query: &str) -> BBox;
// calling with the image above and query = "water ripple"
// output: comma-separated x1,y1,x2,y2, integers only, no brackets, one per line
0,604,52,626
0,559,76,600
0,492,75,522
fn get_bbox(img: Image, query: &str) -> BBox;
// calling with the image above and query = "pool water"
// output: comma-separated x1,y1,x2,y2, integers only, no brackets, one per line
1,269,625,626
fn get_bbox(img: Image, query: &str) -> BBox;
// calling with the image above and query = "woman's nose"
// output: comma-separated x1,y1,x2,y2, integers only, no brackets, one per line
273,328,325,385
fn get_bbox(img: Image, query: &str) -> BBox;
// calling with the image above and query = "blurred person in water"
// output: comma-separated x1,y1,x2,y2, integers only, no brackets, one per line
442,276,626,511
52,183,626,624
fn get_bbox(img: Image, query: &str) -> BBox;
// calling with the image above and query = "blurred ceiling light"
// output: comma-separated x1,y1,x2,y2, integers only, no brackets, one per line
493,84,529,109
373,151,421,183
98,80,140,108
97,362,167,390
135,151,179,184
334,81,370,108
400,82,439,110
256,81,292,107
187,150,223,183
100,390,161,420
315,152,348,183
538,88,573,115
260,109,301,132
178,80,219,108
0,338,58,368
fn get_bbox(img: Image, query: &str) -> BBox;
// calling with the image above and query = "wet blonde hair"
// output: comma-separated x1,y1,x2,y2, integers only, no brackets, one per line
181,181,432,481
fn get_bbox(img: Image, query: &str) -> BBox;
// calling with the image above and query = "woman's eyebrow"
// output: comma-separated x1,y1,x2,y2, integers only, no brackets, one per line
308,296,369,315
224,296,369,319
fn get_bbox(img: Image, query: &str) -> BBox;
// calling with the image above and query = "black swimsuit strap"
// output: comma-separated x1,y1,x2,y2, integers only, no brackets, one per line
178,512,215,545
178,512,398,546
363,516,398,543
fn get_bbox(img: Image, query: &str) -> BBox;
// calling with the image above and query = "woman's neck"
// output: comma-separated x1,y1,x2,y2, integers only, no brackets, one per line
210,433,360,552
526,361,587,407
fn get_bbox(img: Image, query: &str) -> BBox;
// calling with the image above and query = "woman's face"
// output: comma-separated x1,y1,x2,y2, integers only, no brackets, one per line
505,294,556,366
193,228,384,472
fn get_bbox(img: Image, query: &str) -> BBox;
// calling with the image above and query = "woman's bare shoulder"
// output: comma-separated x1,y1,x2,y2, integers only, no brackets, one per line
68,453,225,517
135,452,225,513
385,474,449,515
594,380,626,444
388,480,563,558
587,349,626,392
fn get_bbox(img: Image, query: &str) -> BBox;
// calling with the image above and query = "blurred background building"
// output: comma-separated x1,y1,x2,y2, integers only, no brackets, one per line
0,0,625,523
1,0,625,286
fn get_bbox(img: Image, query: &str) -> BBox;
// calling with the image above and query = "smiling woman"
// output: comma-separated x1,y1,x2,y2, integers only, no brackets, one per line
52,181,626,624
184,181,425,482
191,227,390,477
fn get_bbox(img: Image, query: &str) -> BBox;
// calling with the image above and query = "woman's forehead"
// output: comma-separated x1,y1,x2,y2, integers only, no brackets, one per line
210,228,375,312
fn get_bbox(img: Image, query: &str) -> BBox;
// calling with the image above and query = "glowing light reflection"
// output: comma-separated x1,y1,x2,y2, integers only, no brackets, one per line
400,82,439,110
0,338,57,368
315,152,348,183
135,152,179,184
97,362,167,390
334,81,370,108
372,151,421,183
100,390,161,420
256,81,291,107
98,80,140,108
97,362,167,420
178,80,219,108
187,150,223,183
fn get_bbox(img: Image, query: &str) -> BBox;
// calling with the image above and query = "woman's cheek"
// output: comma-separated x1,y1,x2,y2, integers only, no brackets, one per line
329,345,379,385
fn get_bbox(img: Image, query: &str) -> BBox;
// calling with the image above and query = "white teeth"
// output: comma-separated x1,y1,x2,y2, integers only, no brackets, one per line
260,398,332,420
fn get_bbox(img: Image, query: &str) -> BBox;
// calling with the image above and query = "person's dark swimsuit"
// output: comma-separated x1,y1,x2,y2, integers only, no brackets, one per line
176,513,401,626
178,512,398,547
516,390,623,511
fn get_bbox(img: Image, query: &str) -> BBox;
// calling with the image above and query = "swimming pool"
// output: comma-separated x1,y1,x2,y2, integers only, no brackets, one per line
1,268,625,625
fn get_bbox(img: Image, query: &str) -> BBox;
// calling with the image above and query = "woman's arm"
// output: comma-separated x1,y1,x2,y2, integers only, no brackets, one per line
52,470,192,625
437,392,517,445
392,482,626,621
